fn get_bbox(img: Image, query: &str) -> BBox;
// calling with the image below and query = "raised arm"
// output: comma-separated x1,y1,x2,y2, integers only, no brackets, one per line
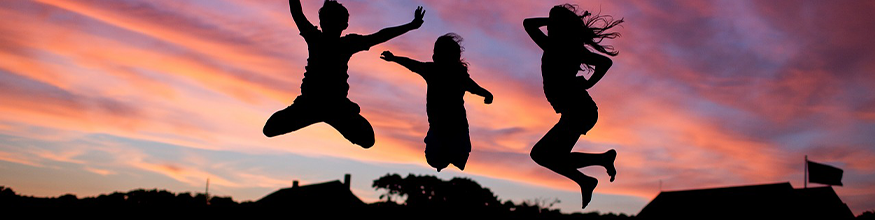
362,7,426,48
580,51,613,89
380,51,427,75
523,17,549,49
289,0,316,32
465,78,493,104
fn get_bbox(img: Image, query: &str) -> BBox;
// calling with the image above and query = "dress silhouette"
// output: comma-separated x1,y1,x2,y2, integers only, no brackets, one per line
380,33,493,172
524,4,623,209
263,0,425,149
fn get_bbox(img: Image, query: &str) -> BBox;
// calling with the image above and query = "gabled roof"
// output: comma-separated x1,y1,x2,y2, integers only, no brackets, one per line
257,180,365,209
637,182,853,219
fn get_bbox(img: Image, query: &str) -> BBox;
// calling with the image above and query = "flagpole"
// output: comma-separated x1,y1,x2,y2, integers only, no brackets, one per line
804,155,808,189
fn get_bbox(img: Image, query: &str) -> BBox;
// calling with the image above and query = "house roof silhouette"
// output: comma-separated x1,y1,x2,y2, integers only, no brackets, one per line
637,182,854,219
256,174,365,209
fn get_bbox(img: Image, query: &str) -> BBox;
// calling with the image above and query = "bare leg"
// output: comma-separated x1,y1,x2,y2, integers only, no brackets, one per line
530,112,618,208
263,104,321,137
557,111,616,181
569,149,617,182
531,117,598,208
568,152,603,167
324,113,376,149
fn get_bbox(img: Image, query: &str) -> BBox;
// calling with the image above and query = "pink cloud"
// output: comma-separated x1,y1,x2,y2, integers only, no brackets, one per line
0,151,43,168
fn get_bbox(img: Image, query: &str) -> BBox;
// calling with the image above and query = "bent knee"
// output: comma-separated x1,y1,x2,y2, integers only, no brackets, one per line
530,150,549,166
359,140,375,149
353,136,375,149
263,127,279,138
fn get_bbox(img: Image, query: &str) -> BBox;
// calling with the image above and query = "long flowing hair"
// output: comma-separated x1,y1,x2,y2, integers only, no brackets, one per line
551,4,624,56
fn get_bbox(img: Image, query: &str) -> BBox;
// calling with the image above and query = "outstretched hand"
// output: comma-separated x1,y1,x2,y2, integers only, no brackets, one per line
484,94,493,104
380,51,395,61
412,6,425,28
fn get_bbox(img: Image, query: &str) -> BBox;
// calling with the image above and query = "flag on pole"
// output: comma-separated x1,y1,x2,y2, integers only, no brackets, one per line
807,159,843,186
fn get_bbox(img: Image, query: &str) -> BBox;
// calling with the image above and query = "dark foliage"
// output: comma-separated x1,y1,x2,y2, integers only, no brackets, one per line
0,186,235,208
372,173,501,208
370,173,632,219
0,174,634,219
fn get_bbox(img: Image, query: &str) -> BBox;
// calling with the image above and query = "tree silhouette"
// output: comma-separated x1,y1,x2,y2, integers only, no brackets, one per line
0,186,18,206
1,178,634,218
372,173,501,208
369,174,629,219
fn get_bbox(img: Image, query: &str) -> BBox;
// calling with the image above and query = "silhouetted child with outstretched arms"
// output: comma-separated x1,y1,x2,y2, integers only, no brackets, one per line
380,33,493,172
263,0,425,148
524,4,623,209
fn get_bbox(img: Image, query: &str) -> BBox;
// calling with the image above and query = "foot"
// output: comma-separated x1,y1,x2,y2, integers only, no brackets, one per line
452,153,470,171
578,177,598,209
356,140,374,149
605,149,617,182
453,162,466,171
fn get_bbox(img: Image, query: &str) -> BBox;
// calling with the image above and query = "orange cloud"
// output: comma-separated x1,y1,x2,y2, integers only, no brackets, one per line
0,151,43,168
84,167,116,176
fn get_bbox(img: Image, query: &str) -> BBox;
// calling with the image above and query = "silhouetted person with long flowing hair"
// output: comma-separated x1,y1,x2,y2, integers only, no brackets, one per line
380,33,493,172
524,4,623,209
263,0,425,149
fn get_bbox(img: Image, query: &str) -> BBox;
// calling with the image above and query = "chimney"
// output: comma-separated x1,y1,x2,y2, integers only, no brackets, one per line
292,180,299,188
344,174,351,189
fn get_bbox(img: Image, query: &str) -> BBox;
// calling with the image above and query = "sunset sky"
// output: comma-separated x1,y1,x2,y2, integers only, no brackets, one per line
2,0,874,215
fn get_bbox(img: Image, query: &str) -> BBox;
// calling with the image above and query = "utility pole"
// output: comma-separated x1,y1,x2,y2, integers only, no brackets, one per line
205,178,210,205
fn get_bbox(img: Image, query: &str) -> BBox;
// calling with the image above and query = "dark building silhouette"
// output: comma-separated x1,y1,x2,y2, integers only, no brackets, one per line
637,182,854,219
256,174,364,211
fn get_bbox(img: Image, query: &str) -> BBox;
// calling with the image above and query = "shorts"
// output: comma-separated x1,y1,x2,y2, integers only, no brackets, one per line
287,95,361,116
559,109,598,135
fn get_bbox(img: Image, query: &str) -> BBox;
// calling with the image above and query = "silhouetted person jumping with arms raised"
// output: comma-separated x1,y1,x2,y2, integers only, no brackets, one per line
524,4,623,209
380,33,493,172
264,0,425,148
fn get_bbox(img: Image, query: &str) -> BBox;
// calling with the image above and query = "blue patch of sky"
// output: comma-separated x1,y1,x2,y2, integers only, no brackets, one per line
686,98,756,132
845,122,875,147
770,129,825,151
464,30,544,82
